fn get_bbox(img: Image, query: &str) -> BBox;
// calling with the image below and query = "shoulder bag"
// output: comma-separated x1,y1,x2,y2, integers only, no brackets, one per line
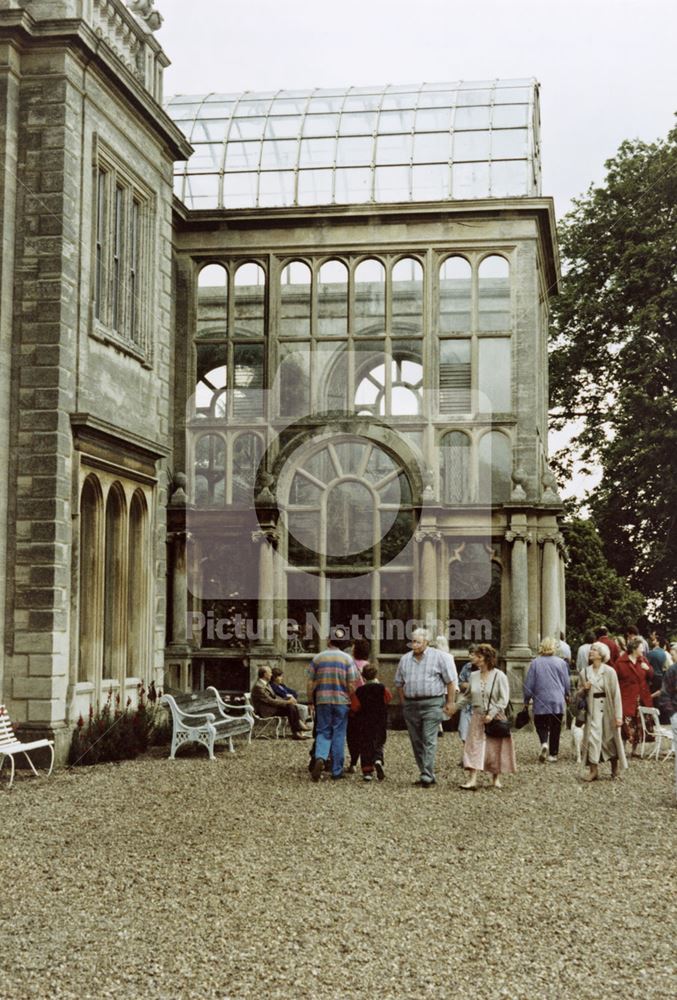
484,673,512,739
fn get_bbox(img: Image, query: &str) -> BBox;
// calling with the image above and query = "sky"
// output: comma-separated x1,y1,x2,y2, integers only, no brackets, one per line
156,0,676,496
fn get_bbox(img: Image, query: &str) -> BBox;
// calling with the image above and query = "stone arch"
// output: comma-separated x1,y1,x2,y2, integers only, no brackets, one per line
77,474,104,685
103,482,127,690
126,489,149,682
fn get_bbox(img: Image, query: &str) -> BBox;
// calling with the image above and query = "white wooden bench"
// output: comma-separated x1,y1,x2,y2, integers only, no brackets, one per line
161,691,254,760
0,704,55,789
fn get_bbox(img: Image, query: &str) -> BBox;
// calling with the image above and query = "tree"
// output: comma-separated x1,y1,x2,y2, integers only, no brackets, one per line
550,123,677,629
562,518,645,649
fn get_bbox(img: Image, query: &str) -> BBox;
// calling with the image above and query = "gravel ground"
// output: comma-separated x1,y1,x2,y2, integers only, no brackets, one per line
1,728,675,1000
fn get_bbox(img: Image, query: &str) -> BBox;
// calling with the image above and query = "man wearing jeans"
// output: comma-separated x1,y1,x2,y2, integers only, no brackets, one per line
659,659,677,803
306,627,359,781
395,628,457,787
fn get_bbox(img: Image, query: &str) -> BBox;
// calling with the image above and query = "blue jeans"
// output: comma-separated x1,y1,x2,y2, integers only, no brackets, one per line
314,703,350,777
402,696,445,783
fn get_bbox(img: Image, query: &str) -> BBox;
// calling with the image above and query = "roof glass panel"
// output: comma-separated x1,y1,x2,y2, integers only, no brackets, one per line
168,78,540,210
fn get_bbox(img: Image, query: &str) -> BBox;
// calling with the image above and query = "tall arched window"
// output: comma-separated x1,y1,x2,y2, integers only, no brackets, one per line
103,484,127,683
197,263,228,338
280,260,311,338
78,476,103,683
318,259,348,337
439,256,471,332
234,261,265,338
478,254,510,330
392,257,423,335
127,491,148,680
441,431,471,503
354,258,385,335
478,431,511,503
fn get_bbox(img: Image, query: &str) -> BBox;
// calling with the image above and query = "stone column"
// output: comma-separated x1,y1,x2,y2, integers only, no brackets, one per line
167,530,192,691
415,528,441,632
540,532,563,639
249,527,280,689
505,528,532,656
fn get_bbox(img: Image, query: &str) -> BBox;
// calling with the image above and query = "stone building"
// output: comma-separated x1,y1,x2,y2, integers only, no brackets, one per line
0,0,563,759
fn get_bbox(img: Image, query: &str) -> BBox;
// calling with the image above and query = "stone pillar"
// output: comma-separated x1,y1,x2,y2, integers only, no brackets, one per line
166,530,192,691
248,526,280,689
506,528,532,655
415,528,440,632
540,532,563,639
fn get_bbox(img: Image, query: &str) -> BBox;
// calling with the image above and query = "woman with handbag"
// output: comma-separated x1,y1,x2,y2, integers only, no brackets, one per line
615,637,653,756
457,643,516,790
578,642,627,781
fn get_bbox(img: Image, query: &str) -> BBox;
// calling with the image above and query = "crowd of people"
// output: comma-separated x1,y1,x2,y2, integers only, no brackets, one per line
249,623,677,799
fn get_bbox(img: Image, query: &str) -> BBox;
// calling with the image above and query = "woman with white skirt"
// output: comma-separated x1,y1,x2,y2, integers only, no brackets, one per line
457,643,516,789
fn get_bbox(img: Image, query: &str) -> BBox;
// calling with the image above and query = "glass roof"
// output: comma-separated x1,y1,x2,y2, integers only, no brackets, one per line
166,79,541,211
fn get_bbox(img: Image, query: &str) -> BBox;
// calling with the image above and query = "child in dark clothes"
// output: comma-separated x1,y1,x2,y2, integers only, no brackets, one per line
351,662,392,782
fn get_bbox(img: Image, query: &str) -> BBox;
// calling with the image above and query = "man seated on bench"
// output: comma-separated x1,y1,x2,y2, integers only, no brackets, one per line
270,666,312,726
251,666,310,740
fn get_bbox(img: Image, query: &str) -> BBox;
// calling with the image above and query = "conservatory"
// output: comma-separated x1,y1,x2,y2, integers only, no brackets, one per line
165,78,563,695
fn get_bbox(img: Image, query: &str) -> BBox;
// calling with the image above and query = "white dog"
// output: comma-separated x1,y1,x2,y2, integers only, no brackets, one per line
572,723,584,764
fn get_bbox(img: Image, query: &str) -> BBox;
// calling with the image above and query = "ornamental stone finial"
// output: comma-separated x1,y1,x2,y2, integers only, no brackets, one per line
511,466,528,501
541,467,561,503
127,1,163,31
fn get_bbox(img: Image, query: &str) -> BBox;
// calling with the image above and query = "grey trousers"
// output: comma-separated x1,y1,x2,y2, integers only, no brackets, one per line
402,696,445,783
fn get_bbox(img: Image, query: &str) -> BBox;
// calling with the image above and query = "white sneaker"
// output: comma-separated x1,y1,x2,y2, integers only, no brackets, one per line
547,755,558,763
539,743,548,763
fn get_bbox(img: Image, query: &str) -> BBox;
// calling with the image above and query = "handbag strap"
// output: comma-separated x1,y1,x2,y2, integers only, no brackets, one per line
485,672,498,713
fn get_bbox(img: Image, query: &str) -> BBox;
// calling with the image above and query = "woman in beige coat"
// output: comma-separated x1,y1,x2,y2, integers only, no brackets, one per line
578,641,627,781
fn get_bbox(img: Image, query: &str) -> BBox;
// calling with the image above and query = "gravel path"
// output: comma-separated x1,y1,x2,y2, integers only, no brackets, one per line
2,729,675,1000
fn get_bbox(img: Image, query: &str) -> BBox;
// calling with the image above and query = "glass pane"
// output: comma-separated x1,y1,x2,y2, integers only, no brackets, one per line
286,572,320,651
492,104,529,127
493,87,531,103
478,255,510,330
441,432,470,504
299,138,335,167
265,116,301,139
318,260,348,337
326,481,377,562
233,100,269,117
191,120,228,144
452,161,490,198
227,118,266,140
416,107,453,131
321,343,350,412
375,133,412,165
491,129,528,159
233,343,264,417
197,264,227,338
278,342,310,417
478,339,511,412
195,343,227,418
297,169,333,205
354,258,385,336
453,130,490,161
335,167,371,204
234,262,265,337
353,344,387,415
339,111,377,135
259,140,297,169
456,89,491,107
392,257,423,335
478,432,511,503
454,106,491,130
412,132,451,163
188,143,223,171
374,165,410,202
302,114,339,137
381,92,418,110
194,433,225,506
491,160,529,197
412,164,451,201
439,339,471,414
258,171,295,207
379,109,415,133
280,261,311,338
222,172,257,208
439,256,471,332
335,135,373,167
343,94,381,112
380,572,414,653
307,96,344,114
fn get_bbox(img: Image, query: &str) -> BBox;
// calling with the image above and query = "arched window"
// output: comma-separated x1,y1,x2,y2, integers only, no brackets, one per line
103,484,126,683
478,255,510,330
127,491,148,680
392,257,423,335
280,260,311,338
78,476,102,684
478,431,511,503
355,351,422,416
439,256,471,332
318,260,348,337
194,433,225,506
441,431,471,503
234,262,265,338
354,258,385,335
197,263,228,338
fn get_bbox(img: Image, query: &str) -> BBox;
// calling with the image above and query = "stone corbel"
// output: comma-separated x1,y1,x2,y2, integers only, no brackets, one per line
251,527,280,549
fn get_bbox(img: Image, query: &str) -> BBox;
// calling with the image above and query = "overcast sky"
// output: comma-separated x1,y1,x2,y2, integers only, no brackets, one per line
158,0,676,217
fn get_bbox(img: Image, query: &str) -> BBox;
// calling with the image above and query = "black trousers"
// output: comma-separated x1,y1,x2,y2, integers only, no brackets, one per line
534,713,563,756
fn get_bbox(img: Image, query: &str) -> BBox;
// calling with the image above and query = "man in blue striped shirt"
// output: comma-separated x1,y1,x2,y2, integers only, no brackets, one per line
395,628,458,787
306,627,360,781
